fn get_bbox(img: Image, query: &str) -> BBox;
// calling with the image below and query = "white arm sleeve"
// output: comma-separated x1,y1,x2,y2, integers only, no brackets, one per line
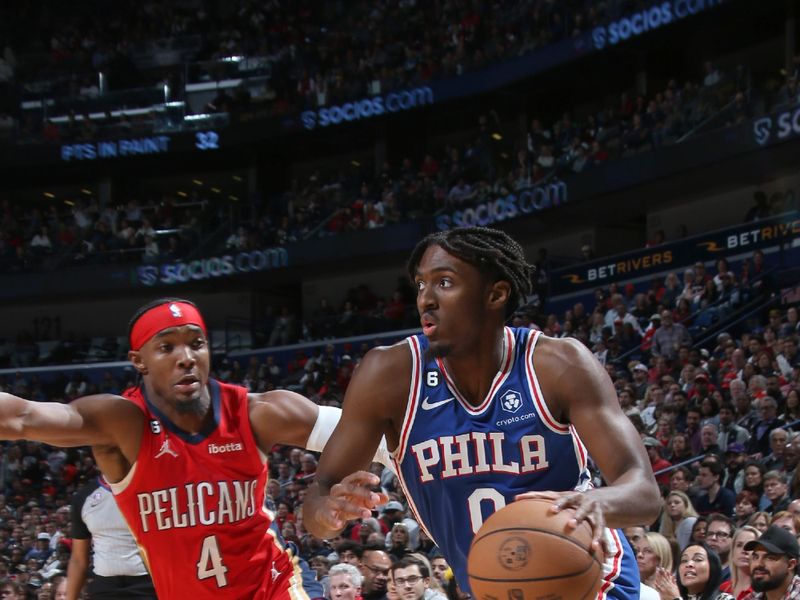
305,405,395,471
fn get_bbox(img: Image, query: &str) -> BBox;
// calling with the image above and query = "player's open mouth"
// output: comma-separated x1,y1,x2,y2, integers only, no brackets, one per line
175,375,200,392
421,314,437,335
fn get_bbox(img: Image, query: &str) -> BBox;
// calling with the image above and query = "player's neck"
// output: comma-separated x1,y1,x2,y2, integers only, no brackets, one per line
143,383,214,435
441,328,506,406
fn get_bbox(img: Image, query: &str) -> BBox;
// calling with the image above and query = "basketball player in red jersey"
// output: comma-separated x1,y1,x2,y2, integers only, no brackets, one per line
0,297,371,600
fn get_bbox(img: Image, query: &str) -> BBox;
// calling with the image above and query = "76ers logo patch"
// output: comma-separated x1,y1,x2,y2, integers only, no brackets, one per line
500,390,523,413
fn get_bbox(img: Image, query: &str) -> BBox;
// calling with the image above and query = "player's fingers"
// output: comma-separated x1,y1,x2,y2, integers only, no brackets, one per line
324,496,372,523
341,470,381,486
330,481,381,509
552,492,585,517
588,510,606,557
514,491,561,502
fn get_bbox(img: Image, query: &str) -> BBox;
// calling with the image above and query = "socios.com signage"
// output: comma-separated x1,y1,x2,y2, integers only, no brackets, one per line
301,87,434,130
592,0,724,50
435,181,567,230
753,103,800,146
136,247,288,287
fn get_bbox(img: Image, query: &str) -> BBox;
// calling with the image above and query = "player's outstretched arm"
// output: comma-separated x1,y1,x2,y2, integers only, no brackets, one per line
304,344,408,539
516,337,660,549
249,389,395,464
0,392,140,448
248,389,328,450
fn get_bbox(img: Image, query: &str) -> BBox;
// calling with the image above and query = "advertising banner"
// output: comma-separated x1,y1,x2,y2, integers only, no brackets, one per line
551,212,800,295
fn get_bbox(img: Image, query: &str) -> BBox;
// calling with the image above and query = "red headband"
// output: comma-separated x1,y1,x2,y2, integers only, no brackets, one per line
129,302,208,351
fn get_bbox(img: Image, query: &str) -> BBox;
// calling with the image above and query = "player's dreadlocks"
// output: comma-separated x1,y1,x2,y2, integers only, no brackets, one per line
127,297,198,342
407,227,534,317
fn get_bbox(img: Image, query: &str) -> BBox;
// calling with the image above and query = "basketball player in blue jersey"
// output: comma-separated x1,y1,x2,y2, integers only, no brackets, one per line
305,227,661,600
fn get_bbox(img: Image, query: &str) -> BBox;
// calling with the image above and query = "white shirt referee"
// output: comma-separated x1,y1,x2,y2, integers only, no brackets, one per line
67,477,156,599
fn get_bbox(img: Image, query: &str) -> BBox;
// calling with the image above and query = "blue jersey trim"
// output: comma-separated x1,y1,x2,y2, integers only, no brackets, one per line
142,378,222,444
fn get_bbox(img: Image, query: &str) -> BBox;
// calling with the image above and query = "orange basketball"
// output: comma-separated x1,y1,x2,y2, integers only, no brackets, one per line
467,498,603,600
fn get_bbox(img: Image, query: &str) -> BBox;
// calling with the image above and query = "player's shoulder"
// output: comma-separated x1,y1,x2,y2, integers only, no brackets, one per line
72,393,145,418
359,339,414,375
533,334,592,365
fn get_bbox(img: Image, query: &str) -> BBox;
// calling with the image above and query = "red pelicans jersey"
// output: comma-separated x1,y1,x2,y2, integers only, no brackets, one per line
111,379,309,600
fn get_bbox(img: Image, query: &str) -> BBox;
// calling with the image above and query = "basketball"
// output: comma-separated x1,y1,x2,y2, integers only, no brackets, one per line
467,498,603,600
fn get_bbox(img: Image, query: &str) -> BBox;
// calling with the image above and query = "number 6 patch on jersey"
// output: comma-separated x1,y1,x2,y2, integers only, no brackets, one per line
426,370,440,387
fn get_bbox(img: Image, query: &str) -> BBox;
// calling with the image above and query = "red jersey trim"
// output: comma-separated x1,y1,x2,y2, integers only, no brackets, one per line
525,331,570,434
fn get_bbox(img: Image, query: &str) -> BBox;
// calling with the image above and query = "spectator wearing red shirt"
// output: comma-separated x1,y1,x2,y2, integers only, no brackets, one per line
643,436,672,486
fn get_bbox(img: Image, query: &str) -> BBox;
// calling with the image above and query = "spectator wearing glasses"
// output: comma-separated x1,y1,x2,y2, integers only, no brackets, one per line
391,557,431,600
705,514,735,583
359,544,391,600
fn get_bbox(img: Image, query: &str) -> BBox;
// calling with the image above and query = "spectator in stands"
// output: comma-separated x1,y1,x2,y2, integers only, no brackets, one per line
661,491,699,551
634,531,673,590
705,514,735,581
742,526,800,600
748,397,784,458
717,403,750,452
763,471,791,515
762,428,790,472
653,541,729,600
695,459,736,517
700,424,723,458
328,563,362,600
358,545,392,600
734,491,760,528
719,525,758,599
652,310,692,362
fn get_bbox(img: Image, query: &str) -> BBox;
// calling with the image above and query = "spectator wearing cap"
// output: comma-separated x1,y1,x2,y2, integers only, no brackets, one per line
24,533,51,564
742,525,800,599
724,443,749,491
717,402,751,453
632,362,650,400
642,437,672,486
688,371,717,402
652,310,692,361
378,501,405,534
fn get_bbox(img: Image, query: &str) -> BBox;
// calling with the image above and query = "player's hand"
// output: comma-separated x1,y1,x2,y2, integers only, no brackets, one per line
318,471,389,530
514,490,607,557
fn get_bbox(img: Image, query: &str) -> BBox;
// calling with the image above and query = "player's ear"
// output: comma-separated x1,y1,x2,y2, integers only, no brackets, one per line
488,280,511,310
128,350,148,375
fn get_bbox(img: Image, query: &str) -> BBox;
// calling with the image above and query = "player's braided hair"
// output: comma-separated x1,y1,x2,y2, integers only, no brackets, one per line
127,297,199,344
406,227,533,317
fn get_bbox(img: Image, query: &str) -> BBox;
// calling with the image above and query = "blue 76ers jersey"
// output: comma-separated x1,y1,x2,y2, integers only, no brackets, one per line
391,327,640,600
